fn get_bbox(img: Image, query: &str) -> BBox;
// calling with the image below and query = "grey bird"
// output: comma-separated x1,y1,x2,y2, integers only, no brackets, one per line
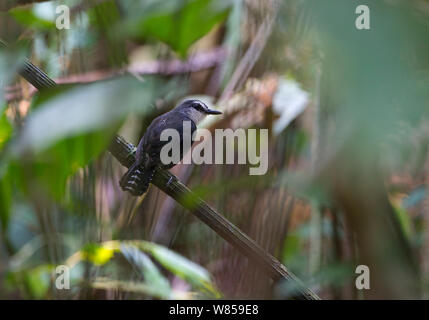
120,99,222,196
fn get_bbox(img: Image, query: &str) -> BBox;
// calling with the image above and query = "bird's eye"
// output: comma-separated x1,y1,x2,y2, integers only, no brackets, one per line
192,103,204,112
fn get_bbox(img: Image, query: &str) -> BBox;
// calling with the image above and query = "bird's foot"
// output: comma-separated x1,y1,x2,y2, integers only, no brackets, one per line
166,175,177,187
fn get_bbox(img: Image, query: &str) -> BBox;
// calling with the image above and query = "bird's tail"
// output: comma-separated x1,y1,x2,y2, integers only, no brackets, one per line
119,162,155,196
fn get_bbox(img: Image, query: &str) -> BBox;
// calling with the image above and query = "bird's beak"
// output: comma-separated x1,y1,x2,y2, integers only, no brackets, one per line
206,108,222,115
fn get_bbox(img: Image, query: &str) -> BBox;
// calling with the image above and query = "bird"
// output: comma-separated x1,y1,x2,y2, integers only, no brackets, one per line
120,99,222,196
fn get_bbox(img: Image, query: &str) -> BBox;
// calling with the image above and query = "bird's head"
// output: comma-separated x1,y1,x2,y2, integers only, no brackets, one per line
176,99,222,123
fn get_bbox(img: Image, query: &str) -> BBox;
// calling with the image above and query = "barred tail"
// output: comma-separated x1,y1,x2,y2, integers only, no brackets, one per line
119,163,155,196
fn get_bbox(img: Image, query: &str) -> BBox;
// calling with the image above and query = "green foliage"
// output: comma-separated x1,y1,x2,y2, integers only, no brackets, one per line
6,264,53,299
5,76,182,200
0,165,12,231
10,7,55,31
118,0,232,57
1,0,231,300
12,77,172,154
132,241,219,296
0,110,13,230
0,111,12,149
70,240,220,299
392,204,412,239
7,0,428,300
120,244,171,298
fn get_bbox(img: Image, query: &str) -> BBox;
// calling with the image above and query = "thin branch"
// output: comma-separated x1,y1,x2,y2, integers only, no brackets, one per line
5,48,227,102
10,43,320,300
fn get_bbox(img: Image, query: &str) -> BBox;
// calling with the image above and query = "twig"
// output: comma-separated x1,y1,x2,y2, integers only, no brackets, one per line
9,43,320,300
5,47,227,102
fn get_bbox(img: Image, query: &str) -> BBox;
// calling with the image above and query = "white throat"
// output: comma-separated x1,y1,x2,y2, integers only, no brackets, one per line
182,108,206,124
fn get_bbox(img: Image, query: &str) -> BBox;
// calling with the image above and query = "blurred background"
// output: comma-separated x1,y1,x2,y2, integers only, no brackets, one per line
1,0,429,299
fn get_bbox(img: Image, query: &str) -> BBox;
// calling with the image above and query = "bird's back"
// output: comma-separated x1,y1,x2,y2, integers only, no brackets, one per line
137,110,197,168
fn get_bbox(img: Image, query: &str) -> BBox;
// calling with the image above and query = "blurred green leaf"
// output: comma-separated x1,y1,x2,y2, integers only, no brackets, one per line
282,232,300,262
23,265,52,298
12,76,171,154
0,165,12,231
0,111,12,150
66,240,219,298
392,204,412,239
6,264,53,299
133,241,219,296
119,0,232,57
9,130,115,199
0,110,12,230
7,76,181,199
10,7,55,30
120,244,171,298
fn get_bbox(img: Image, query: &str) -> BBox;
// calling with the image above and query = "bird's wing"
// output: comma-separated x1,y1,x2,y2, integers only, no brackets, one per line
139,114,196,165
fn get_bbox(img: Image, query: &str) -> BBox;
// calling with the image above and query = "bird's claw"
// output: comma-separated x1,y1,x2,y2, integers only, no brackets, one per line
166,176,176,187
131,174,141,182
